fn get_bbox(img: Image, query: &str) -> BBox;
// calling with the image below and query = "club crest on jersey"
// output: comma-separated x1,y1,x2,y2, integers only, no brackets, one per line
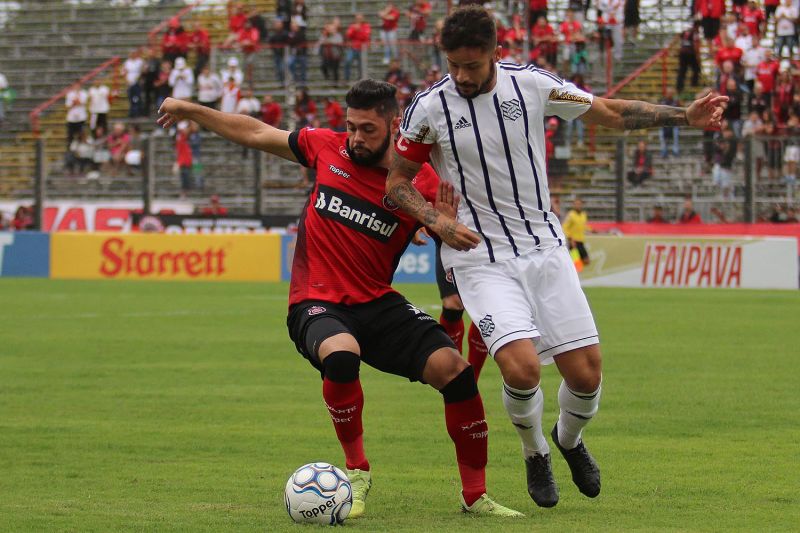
548,88,591,105
478,315,495,338
454,116,472,130
382,195,399,211
308,305,327,316
339,146,350,159
500,99,523,121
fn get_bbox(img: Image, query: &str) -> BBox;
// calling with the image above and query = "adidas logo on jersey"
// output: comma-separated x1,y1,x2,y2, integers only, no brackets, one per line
454,116,472,130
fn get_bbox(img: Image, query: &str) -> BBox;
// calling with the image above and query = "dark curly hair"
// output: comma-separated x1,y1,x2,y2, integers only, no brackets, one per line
345,79,399,118
440,5,497,53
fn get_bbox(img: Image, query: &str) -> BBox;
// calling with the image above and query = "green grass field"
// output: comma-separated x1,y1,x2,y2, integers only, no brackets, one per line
1,279,799,532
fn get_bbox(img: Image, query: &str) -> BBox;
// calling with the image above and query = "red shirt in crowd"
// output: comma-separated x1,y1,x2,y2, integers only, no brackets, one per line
529,0,548,11
286,127,438,306
261,101,283,127
381,7,400,31
695,0,725,18
715,45,742,66
346,22,372,50
756,59,780,93
161,30,188,56
229,12,247,33
191,27,211,55
741,5,765,38
559,20,582,43
679,210,703,224
325,100,344,130
238,27,260,53
176,130,192,167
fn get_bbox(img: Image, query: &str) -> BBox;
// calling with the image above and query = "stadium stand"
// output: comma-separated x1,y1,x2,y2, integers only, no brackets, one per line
0,0,796,222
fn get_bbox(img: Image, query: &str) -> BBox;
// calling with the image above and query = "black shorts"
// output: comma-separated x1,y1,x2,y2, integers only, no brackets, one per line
435,241,459,299
701,17,720,40
287,292,454,382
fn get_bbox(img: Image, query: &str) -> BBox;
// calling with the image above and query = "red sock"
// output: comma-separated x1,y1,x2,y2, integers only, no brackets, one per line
440,313,465,353
444,394,488,506
467,323,489,381
322,378,369,472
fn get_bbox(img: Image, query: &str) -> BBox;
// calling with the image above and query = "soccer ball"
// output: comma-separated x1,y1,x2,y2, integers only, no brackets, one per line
284,462,352,525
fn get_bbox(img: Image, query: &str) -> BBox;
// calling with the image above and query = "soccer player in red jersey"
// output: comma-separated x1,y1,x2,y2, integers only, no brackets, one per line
157,80,522,518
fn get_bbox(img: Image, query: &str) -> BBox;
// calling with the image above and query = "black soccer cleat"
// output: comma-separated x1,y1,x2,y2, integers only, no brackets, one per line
524,453,559,508
551,423,601,498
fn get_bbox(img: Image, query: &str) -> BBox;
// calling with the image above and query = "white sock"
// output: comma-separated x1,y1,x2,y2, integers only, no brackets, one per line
557,379,601,449
502,382,549,458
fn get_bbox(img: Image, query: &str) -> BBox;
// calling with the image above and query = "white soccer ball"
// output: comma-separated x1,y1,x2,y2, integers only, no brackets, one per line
284,462,352,525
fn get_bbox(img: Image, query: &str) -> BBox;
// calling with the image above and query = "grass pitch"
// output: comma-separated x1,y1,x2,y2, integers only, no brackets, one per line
1,279,798,532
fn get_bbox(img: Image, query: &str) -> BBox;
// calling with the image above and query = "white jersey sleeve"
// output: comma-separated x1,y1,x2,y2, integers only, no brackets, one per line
538,73,594,120
399,80,446,146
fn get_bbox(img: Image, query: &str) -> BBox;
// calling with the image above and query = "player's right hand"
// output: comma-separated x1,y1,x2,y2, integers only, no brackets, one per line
157,97,185,129
436,218,480,251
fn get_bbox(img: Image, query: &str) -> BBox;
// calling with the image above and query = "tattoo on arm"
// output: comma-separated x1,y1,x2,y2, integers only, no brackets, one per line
387,152,440,227
620,101,688,130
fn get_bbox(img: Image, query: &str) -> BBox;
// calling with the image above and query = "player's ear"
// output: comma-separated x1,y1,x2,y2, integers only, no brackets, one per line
493,45,502,62
390,115,401,135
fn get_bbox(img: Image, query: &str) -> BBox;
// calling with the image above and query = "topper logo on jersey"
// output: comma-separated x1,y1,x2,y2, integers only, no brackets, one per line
454,116,472,130
314,184,400,242
328,164,351,179
500,99,523,121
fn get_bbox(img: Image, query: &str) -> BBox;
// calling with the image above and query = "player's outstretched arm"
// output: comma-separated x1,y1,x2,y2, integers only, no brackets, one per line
386,151,480,251
157,97,298,162
582,91,728,130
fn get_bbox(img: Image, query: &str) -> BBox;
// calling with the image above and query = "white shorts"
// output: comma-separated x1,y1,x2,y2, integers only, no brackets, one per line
452,246,599,364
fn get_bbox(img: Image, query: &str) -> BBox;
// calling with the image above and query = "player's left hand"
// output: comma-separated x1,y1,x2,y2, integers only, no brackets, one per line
435,181,460,220
685,91,729,129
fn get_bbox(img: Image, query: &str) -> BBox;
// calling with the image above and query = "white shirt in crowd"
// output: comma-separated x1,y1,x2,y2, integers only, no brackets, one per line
734,34,753,53
197,72,223,104
220,84,241,113
235,96,261,116
123,57,144,87
775,5,798,37
88,84,110,114
401,63,592,269
742,45,766,81
0,72,7,90
65,88,88,123
169,67,195,100
221,67,244,87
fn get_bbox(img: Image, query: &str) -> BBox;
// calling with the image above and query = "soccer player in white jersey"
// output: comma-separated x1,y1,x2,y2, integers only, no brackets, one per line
386,5,727,509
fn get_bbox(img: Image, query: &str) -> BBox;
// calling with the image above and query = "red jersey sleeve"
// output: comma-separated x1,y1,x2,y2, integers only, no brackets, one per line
411,163,440,203
288,127,338,168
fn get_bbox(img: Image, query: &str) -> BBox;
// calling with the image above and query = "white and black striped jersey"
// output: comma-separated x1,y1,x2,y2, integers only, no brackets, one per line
398,62,593,270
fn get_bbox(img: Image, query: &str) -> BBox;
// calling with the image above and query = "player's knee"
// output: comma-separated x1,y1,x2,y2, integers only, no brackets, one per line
566,361,602,393
439,365,478,403
441,294,464,312
500,356,540,389
424,348,469,389
322,351,361,383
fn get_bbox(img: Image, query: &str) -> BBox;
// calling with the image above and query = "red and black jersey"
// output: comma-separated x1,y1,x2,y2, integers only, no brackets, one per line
287,127,438,306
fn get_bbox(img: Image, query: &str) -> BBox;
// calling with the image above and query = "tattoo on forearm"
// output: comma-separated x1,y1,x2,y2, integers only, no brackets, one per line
388,152,441,227
620,102,688,130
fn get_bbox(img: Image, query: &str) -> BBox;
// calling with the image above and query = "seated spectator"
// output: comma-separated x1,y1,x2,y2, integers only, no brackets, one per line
125,125,143,176
169,57,194,101
197,65,223,109
570,38,588,75
107,122,131,177
324,96,345,132
260,94,282,127
248,8,269,43
161,17,187,65
384,58,406,86
647,205,670,223
12,206,34,231
89,125,110,177
678,197,703,223
201,195,228,216
66,130,94,177
294,87,316,128
627,140,653,186
532,15,557,67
